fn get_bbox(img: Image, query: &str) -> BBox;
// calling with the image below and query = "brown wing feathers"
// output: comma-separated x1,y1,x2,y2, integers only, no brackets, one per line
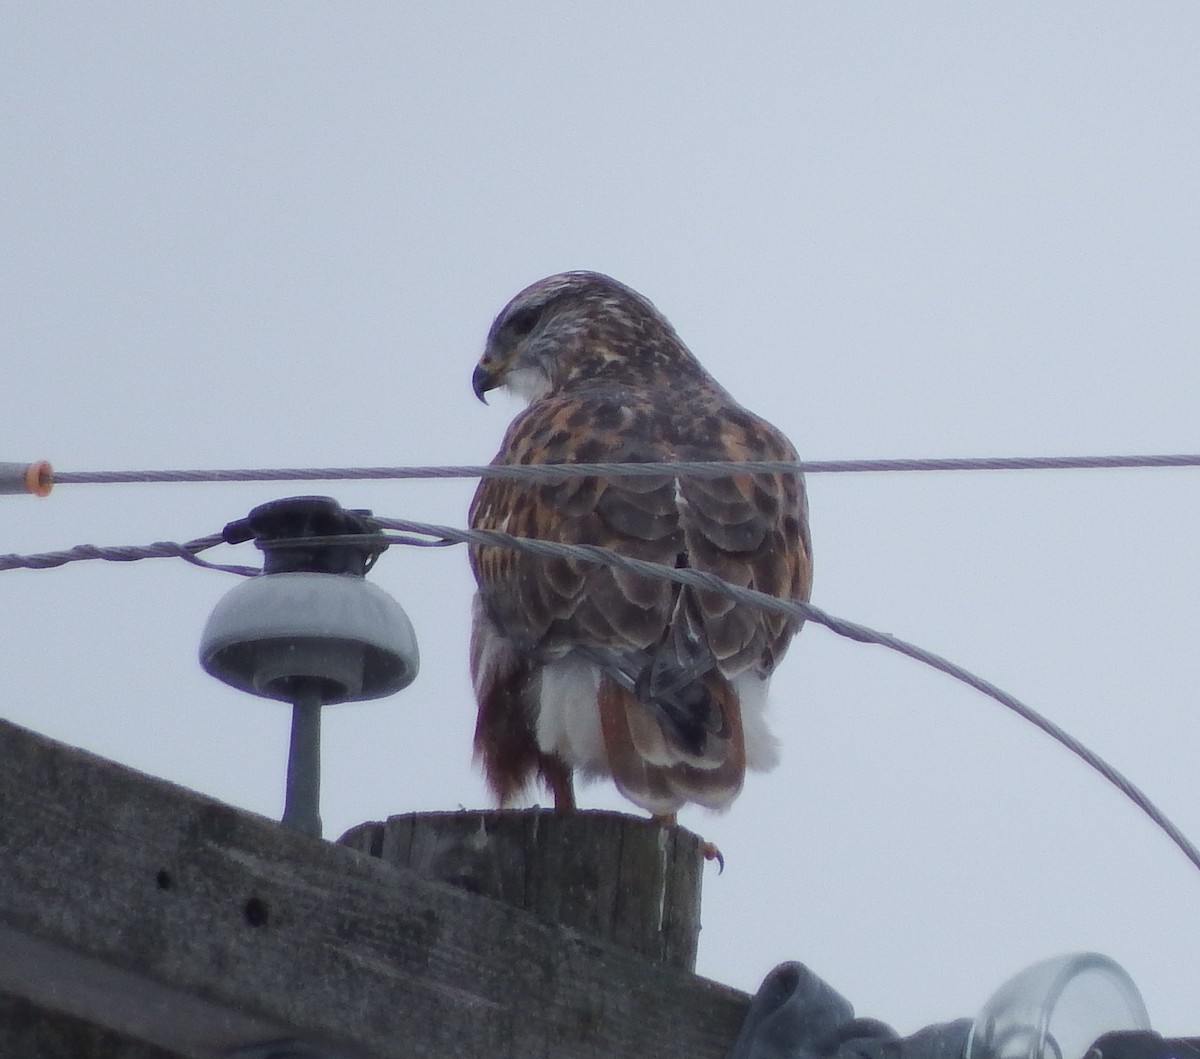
470,396,805,806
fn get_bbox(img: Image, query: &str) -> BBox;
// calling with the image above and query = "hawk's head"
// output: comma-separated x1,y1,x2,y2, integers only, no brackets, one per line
472,271,702,404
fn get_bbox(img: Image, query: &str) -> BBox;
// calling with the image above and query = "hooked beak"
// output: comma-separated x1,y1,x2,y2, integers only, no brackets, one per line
472,362,500,403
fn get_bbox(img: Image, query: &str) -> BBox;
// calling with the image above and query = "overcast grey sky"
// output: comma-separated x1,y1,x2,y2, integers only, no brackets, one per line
4,3,1199,1037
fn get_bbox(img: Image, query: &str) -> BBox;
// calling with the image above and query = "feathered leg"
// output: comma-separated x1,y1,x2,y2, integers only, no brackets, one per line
540,755,577,812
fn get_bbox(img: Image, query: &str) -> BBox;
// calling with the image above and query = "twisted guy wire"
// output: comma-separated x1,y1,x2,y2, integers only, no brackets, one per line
2,514,1197,876
0,534,258,576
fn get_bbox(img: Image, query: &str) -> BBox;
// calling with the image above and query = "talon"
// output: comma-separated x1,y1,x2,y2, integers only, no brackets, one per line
652,813,725,871
701,841,725,873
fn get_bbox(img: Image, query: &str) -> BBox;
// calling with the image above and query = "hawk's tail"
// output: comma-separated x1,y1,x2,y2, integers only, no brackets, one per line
597,670,746,814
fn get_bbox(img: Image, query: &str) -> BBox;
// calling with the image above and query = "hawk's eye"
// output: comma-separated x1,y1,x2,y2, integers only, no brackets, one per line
506,305,543,338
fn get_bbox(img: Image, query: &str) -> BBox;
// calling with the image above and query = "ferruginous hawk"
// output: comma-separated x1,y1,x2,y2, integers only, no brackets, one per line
468,271,811,820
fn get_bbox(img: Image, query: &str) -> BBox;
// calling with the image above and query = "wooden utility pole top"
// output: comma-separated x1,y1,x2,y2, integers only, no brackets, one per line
0,716,748,1059
341,808,706,970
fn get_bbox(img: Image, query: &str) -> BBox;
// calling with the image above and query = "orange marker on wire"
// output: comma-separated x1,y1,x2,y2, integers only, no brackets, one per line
0,461,53,497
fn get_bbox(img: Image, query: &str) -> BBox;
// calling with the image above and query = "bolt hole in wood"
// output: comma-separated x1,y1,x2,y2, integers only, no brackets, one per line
243,896,270,927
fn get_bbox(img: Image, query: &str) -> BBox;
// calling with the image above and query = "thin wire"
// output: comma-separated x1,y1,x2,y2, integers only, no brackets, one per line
0,534,259,576
3,516,1197,877
46,451,1200,487
378,517,1200,876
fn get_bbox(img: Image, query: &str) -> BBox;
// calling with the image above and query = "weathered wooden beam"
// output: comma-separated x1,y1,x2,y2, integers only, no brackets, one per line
0,992,185,1059
0,717,748,1059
